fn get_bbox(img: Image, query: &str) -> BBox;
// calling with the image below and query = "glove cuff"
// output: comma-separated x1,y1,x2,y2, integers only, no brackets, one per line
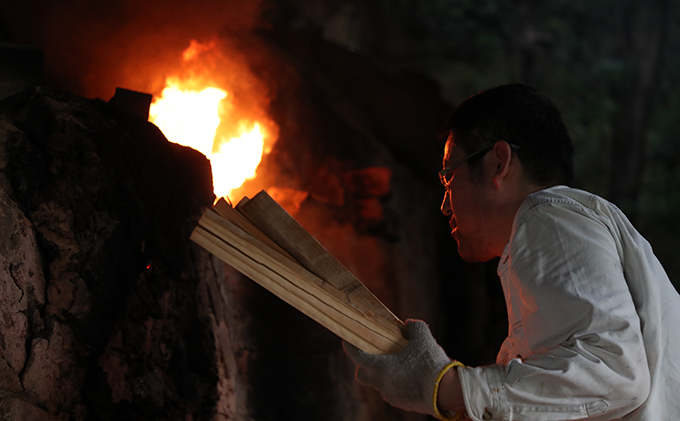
432,360,465,421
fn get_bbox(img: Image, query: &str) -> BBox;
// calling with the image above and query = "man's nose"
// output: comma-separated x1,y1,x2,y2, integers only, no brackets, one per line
440,190,452,216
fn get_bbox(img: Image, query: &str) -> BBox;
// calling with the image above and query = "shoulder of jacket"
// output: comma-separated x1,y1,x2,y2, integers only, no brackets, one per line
516,186,613,227
524,186,609,211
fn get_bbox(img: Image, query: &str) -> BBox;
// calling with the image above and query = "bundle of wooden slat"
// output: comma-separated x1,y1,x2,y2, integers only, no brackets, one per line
190,191,408,354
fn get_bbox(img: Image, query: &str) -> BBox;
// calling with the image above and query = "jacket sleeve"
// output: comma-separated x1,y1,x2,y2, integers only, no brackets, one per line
457,202,650,421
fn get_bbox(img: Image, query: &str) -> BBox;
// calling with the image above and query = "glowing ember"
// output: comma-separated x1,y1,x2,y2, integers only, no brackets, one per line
148,41,271,201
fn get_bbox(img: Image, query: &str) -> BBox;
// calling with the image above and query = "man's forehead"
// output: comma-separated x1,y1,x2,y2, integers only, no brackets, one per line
443,134,464,165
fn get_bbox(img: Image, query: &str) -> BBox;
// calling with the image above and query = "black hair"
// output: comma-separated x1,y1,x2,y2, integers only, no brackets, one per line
440,84,574,186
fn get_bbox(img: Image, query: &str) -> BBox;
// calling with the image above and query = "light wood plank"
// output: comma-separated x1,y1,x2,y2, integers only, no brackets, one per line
192,209,408,354
211,198,294,261
235,190,404,334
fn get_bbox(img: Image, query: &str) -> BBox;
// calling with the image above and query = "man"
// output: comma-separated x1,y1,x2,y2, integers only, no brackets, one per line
344,84,680,420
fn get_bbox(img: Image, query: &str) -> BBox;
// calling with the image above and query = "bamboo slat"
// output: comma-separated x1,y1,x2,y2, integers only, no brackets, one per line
211,198,294,261
191,203,408,354
236,191,404,334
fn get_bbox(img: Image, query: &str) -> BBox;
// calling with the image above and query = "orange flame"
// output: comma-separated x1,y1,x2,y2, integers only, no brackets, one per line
149,40,273,201
211,122,266,200
182,39,216,61
149,79,227,158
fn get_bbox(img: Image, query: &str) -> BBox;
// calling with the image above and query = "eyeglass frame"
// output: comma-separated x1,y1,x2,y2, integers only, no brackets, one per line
439,141,521,189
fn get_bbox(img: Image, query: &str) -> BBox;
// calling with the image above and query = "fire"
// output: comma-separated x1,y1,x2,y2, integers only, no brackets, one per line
148,40,272,201
211,123,266,201
149,80,227,158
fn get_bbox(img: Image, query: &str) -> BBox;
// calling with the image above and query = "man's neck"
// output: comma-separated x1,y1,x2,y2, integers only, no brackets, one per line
491,182,548,257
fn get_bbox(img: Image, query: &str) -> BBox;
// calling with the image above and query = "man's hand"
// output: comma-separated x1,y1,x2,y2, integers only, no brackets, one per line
343,319,452,417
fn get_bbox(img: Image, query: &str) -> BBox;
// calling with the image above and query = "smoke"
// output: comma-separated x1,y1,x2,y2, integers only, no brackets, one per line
1,0,267,99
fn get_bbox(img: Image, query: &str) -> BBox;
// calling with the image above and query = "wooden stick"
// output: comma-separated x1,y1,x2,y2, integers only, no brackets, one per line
197,210,404,346
235,191,405,334
192,207,408,354
191,227,389,354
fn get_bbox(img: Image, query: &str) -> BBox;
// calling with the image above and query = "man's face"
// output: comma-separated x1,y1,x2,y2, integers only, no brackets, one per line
440,135,498,263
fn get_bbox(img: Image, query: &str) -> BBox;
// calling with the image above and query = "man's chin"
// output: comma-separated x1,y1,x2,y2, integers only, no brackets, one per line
458,251,487,263
456,241,495,263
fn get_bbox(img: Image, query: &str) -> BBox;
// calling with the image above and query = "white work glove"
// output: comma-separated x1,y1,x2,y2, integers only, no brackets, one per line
343,319,452,418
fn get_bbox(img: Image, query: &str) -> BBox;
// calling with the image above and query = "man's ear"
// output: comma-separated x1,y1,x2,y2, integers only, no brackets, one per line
490,141,513,190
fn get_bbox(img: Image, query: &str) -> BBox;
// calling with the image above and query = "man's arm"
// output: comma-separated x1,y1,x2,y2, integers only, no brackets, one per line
436,367,465,414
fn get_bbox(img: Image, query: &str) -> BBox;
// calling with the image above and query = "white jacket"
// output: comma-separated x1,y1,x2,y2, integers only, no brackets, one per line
457,186,680,421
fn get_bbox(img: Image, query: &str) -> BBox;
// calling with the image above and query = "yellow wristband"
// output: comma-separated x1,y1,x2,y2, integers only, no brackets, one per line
432,360,465,421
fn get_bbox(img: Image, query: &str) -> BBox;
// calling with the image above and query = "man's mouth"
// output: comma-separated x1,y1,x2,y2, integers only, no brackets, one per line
449,218,457,235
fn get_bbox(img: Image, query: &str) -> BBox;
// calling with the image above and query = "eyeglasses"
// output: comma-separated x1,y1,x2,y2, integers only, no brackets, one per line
439,142,520,189
439,143,494,189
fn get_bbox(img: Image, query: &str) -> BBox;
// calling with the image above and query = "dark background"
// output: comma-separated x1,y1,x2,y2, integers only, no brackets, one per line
263,0,680,288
